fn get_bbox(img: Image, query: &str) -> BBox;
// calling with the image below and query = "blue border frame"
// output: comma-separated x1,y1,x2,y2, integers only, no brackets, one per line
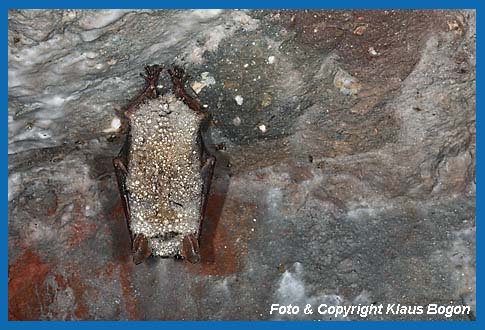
2,1,479,10
4,0,480,328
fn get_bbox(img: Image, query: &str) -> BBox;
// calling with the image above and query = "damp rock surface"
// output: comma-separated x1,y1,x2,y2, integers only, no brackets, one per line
8,10,475,320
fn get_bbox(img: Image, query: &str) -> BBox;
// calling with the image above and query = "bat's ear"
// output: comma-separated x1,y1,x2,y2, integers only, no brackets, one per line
182,234,201,264
132,234,151,264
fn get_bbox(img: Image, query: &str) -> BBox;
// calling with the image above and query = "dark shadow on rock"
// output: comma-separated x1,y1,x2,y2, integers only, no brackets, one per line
109,199,133,263
197,130,232,267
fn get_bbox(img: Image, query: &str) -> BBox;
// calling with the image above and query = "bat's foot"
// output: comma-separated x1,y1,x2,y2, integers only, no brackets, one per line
168,65,202,113
124,64,163,120
141,64,162,97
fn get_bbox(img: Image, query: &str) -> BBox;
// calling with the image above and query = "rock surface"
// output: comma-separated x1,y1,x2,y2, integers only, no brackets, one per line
8,10,475,320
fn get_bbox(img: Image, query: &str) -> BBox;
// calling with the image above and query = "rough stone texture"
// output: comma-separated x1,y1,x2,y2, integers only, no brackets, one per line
8,10,475,320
